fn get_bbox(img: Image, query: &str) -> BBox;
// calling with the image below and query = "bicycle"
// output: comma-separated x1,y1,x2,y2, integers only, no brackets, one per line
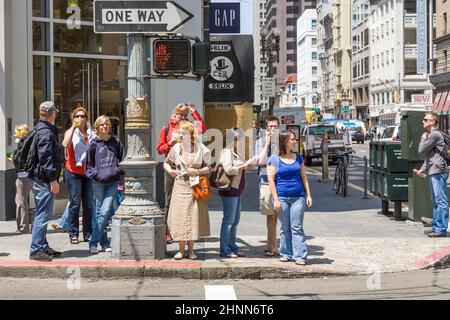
333,149,355,197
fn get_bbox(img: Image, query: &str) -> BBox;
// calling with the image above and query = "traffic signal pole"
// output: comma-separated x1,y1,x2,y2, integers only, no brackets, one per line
111,34,166,260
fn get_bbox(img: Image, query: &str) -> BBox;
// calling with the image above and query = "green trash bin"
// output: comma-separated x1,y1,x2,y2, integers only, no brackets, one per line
381,172,409,201
369,140,378,168
370,169,378,196
407,162,433,222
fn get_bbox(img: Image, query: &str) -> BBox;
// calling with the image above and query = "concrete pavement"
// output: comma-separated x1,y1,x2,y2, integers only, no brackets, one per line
0,170,449,280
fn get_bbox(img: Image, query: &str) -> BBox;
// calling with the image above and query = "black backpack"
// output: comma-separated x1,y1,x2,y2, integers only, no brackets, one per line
12,128,38,174
435,130,450,166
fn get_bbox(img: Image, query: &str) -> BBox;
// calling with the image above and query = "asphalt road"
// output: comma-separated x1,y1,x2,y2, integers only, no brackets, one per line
1,268,449,300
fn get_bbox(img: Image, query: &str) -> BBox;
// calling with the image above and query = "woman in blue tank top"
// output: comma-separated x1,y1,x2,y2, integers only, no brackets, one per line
267,130,312,265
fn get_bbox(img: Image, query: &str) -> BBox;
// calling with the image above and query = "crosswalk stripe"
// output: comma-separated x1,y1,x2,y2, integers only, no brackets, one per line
204,285,237,300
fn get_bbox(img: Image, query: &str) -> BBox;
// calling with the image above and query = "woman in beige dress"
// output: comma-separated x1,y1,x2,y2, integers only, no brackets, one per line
163,121,211,260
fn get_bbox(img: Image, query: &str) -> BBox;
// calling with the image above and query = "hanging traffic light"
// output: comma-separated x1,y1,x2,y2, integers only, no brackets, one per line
153,39,191,74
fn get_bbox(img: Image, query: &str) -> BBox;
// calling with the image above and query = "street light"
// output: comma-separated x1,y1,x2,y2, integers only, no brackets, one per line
260,26,280,116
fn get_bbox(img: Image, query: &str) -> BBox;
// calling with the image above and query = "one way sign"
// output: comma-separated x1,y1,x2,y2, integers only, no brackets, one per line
94,1,194,33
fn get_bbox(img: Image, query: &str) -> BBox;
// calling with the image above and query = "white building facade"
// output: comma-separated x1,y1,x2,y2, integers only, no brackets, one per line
254,0,269,112
369,0,435,126
297,9,319,111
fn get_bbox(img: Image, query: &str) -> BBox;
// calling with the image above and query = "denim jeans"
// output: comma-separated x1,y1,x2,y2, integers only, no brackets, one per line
58,202,70,230
429,172,449,235
278,196,308,262
220,196,242,256
30,179,54,255
90,181,118,249
65,170,93,239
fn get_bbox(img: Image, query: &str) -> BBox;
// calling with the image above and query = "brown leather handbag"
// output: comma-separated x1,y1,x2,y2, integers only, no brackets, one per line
209,163,231,190
192,175,212,201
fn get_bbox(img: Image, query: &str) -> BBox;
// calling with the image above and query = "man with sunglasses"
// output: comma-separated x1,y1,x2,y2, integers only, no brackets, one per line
418,112,449,237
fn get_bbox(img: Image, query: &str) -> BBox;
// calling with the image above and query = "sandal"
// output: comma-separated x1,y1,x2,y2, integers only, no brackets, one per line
52,224,66,233
264,250,276,257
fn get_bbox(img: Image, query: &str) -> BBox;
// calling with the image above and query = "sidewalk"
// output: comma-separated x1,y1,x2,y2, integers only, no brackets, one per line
0,170,449,279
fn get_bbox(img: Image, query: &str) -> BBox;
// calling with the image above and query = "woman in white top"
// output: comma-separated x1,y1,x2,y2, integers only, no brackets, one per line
164,121,211,260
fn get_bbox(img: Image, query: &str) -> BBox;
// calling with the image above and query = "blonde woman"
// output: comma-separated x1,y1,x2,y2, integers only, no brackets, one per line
12,124,34,233
61,106,95,244
163,121,211,260
157,103,206,244
86,115,124,254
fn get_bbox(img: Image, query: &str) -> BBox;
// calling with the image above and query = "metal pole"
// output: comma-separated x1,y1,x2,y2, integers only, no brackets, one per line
112,34,165,260
362,156,370,199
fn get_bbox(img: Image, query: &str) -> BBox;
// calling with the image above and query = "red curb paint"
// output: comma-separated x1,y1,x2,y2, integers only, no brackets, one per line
0,260,201,268
414,246,450,268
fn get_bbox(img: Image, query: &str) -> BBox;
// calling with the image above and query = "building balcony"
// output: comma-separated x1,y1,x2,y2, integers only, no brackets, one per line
404,13,436,29
404,44,436,59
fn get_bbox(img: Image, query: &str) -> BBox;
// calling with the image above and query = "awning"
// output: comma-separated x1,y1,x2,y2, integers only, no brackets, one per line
432,92,443,113
437,91,448,114
442,91,450,115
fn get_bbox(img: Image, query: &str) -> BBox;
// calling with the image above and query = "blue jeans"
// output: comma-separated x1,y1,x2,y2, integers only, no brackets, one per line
90,181,118,249
220,196,242,256
65,170,93,239
278,197,308,262
58,202,70,230
108,189,123,222
429,172,449,235
30,179,54,255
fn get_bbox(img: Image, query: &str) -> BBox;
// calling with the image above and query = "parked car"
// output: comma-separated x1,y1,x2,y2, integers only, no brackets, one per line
353,127,365,144
379,125,401,141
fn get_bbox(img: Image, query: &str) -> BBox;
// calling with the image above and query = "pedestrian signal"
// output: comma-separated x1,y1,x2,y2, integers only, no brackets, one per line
153,39,191,74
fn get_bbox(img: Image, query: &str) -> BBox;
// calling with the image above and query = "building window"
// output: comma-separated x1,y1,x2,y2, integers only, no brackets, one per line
312,66,317,76
287,66,296,74
33,0,49,17
444,13,448,36
312,38,317,46
287,42,296,50
287,54,296,62
444,50,448,72
312,52,317,60
405,59,417,75
312,81,318,89
287,31,295,38
287,18,297,26
311,19,317,29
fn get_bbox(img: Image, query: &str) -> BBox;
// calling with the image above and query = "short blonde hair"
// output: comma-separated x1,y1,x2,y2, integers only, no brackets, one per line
172,104,189,116
425,112,439,126
71,106,90,124
178,120,196,144
94,115,113,135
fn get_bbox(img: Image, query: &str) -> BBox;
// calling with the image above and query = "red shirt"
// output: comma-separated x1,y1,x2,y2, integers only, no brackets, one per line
156,110,206,157
65,136,89,175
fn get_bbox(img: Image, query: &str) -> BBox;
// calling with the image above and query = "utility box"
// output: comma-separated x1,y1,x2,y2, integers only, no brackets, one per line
400,110,426,161
380,172,409,201
407,162,433,221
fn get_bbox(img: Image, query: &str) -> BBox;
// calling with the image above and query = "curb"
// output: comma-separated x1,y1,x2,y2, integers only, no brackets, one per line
415,246,450,270
0,261,351,280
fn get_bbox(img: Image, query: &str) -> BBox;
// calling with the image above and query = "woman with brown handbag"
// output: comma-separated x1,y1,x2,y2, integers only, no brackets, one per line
163,121,211,260
218,128,253,258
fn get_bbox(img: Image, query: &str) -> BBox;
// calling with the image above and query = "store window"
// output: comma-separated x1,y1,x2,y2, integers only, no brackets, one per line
33,22,50,51
33,0,49,17
53,0,93,21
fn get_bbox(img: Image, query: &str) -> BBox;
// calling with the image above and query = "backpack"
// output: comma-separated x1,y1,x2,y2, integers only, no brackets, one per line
435,130,450,166
12,128,38,174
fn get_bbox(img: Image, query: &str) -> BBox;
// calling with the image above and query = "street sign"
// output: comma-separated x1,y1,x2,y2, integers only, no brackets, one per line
94,1,194,33
262,78,276,97
412,94,432,104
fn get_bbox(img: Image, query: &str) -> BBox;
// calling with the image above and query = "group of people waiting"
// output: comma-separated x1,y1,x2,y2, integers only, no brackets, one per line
13,101,314,264
13,102,124,261
157,105,313,265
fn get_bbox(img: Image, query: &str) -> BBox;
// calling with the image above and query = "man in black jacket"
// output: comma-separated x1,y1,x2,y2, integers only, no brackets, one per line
30,101,63,261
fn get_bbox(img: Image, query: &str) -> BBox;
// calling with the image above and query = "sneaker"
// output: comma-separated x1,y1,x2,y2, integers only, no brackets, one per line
279,257,291,262
424,229,433,234
234,252,246,257
89,246,98,254
427,232,447,238
220,253,238,258
83,235,91,242
30,251,52,261
174,251,184,260
101,246,112,252
70,237,79,244
45,247,62,257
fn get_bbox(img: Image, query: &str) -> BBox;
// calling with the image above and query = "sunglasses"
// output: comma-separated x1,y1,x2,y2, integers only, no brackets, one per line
75,114,87,119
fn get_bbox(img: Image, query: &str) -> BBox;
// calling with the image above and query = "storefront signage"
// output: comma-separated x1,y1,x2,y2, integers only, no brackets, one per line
416,0,427,74
205,35,254,103
281,115,295,124
94,1,194,33
412,94,432,104
262,78,276,97
210,3,240,34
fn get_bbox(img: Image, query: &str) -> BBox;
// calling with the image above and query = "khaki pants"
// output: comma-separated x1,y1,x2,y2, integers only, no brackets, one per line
15,177,34,232
259,184,278,252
